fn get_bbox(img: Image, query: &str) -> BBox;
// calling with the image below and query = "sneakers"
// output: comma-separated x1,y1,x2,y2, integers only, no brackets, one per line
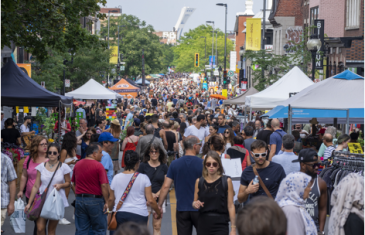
59,218,71,225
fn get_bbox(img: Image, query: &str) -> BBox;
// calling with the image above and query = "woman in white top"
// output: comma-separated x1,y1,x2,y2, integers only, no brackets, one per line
108,150,161,235
222,128,235,154
25,143,71,235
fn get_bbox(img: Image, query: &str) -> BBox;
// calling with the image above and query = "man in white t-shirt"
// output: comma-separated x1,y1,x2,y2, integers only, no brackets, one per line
20,116,34,136
183,114,208,142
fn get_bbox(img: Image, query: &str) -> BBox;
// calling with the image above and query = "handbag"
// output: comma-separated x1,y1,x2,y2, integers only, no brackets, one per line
107,172,139,231
26,162,61,221
252,165,273,199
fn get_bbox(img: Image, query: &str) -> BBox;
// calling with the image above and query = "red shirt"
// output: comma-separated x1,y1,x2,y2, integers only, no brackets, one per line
71,159,109,196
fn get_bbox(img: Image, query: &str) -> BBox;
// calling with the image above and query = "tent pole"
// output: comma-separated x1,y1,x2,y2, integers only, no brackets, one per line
288,105,292,134
244,106,247,127
346,109,349,134
249,106,252,121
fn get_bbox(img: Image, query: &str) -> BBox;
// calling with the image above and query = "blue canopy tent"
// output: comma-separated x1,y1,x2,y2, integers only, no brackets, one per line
262,70,364,132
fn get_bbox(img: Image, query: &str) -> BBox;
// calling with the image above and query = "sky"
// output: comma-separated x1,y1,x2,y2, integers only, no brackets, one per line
105,0,264,33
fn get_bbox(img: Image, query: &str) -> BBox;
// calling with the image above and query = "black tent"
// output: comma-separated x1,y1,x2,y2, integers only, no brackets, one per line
125,78,141,88
1,60,73,106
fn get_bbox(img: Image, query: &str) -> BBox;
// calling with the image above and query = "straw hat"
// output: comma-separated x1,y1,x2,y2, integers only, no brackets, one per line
309,118,319,125
111,119,120,126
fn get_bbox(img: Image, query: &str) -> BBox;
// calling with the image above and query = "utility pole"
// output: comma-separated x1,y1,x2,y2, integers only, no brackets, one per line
142,48,145,86
261,0,266,81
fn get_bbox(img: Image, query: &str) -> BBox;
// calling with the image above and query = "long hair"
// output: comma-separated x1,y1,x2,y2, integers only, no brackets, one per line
83,127,96,142
143,142,167,164
110,123,121,138
62,132,77,157
30,135,48,162
223,128,235,145
202,150,224,178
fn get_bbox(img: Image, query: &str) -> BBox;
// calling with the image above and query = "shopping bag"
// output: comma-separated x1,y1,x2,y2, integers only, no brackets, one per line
40,188,65,221
10,198,26,233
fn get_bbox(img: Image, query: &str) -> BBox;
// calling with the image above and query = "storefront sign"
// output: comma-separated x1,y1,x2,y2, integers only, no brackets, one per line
246,18,261,51
314,20,324,69
348,143,364,154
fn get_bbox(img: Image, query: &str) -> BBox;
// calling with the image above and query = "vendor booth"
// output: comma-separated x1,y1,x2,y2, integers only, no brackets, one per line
135,78,150,85
109,79,140,98
263,70,364,132
223,87,259,105
65,78,123,99
245,66,314,110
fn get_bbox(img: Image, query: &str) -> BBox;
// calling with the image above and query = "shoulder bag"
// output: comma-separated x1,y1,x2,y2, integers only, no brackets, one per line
252,165,273,199
108,172,139,231
26,162,61,221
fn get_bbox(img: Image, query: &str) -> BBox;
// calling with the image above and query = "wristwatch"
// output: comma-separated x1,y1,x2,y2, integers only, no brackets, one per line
318,231,325,235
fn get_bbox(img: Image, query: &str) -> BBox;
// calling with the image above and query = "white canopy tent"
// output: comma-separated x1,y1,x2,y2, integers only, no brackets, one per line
65,79,123,99
245,66,314,110
223,87,259,105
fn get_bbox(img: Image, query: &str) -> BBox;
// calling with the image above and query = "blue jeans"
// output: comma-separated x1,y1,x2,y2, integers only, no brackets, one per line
109,211,148,235
75,197,107,235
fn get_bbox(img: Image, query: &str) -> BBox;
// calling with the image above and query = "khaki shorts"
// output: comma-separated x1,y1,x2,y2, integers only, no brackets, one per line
147,201,166,214
1,208,6,227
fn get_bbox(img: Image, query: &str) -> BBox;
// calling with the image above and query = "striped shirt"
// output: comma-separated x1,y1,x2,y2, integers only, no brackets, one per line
323,146,336,160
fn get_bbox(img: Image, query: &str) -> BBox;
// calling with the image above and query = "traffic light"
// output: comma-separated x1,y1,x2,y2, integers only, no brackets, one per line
194,53,199,67
223,70,228,84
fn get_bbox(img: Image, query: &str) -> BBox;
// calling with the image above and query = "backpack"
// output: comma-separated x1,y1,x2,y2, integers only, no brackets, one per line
198,175,230,193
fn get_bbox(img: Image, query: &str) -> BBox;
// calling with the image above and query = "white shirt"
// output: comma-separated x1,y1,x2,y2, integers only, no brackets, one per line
35,163,72,207
184,125,207,141
20,124,29,134
110,173,151,216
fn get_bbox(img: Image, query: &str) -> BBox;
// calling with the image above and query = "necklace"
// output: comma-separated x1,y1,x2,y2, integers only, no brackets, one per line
49,161,58,169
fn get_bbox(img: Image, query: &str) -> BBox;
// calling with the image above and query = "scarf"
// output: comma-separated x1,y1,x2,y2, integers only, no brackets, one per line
328,173,364,235
275,172,317,235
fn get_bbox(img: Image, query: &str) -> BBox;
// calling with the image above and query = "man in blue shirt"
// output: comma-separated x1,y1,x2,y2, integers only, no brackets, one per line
272,134,300,175
268,119,287,161
124,108,134,127
158,136,203,235
98,132,118,184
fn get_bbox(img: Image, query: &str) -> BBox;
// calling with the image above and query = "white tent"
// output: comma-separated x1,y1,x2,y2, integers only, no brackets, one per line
223,87,259,105
245,66,314,109
65,79,123,99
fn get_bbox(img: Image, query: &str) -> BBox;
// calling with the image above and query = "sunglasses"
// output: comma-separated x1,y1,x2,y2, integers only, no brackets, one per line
48,151,58,155
205,162,218,168
150,150,158,154
305,163,321,169
224,131,230,134
252,152,267,158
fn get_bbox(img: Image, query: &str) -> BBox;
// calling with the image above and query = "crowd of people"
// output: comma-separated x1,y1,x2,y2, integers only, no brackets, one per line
1,77,363,235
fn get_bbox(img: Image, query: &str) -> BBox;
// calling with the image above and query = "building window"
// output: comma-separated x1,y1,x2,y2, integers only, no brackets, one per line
310,6,319,34
346,0,360,29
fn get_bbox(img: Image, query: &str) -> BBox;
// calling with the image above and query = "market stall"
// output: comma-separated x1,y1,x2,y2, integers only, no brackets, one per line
109,79,140,98
223,87,259,105
65,78,123,99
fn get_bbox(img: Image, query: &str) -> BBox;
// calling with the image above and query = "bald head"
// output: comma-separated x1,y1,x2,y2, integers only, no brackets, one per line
271,119,280,129
323,133,333,146
183,135,200,150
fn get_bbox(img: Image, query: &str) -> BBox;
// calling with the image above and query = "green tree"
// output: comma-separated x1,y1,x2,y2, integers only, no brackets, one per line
173,25,234,73
31,47,112,92
2,0,107,62
244,26,321,91
160,44,174,74
100,14,165,77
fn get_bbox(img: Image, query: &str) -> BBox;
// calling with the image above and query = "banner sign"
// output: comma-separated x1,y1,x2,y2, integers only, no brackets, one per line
110,46,118,64
314,19,324,69
246,19,261,51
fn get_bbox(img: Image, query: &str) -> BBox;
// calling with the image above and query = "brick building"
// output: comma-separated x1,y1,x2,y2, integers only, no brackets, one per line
152,31,177,45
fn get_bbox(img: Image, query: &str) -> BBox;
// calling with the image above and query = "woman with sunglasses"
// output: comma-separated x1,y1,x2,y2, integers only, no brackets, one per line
223,128,235,154
18,136,48,235
193,151,236,235
109,150,161,235
24,143,72,235
138,143,168,235
275,172,317,235
81,127,96,159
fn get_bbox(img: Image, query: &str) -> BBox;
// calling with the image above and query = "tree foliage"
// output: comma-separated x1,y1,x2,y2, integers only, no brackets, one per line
31,47,112,93
100,14,168,77
2,0,107,62
173,25,234,73
244,26,319,91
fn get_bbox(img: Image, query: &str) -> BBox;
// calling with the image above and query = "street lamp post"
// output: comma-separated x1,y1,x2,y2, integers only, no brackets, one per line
200,36,207,81
206,21,215,66
239,47,245,91
306,35,322,81
216,3,227,89
62,49,74,95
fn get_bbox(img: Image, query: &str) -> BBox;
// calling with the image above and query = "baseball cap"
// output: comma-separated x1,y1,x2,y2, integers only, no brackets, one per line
133,118,141,126
98,132,118,143
292,149,318,163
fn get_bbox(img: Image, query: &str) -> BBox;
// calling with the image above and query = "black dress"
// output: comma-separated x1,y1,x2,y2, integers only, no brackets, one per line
197,177,229,235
